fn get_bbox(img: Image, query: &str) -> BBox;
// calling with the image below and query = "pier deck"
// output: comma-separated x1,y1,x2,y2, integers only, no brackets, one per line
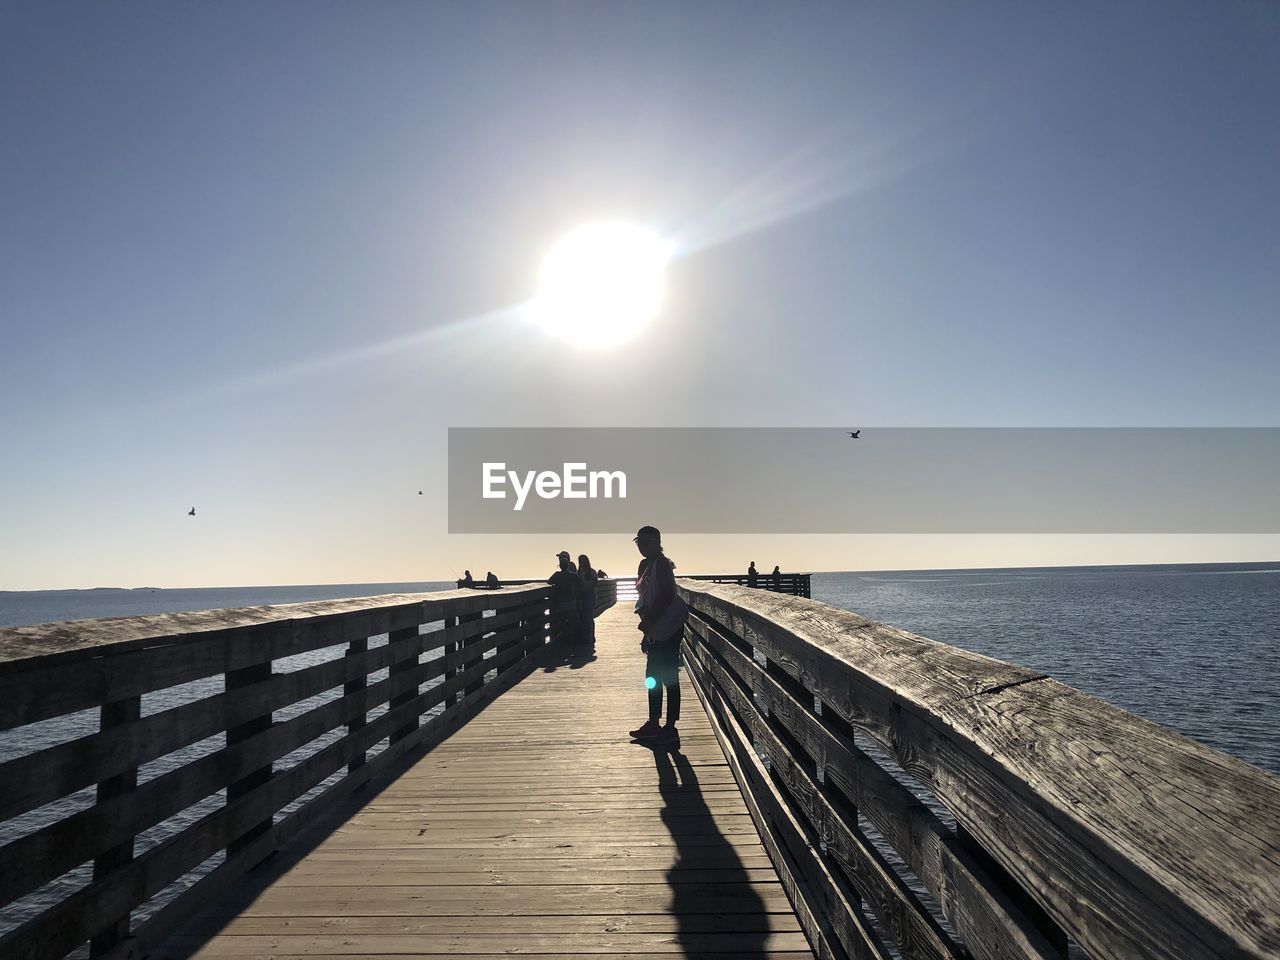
155,603,814,959
8,576,1273,960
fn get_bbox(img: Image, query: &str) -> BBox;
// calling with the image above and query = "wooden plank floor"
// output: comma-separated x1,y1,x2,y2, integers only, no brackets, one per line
157,604,815,959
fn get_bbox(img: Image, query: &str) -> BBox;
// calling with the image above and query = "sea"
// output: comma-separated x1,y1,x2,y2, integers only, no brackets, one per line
812,562,1279,777
2,563,1276,775
1,562,1277,951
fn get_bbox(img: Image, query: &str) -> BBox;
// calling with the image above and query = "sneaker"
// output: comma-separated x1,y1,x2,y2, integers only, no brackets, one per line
651,724,680,747
629,718,661,740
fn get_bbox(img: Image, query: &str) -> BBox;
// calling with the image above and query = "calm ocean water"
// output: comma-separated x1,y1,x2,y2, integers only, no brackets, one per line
812,562,1280,777
1,563,1276,952
3,564,1276,776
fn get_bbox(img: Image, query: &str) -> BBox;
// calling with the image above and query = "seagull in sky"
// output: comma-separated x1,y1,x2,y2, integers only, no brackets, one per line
848,430,860,439
188,507,196,516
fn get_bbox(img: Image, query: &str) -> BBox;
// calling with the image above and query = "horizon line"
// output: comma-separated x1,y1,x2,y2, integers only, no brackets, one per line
5,557,1278,595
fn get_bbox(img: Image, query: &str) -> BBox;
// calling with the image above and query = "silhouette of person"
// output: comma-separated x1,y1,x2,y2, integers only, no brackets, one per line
771,565,782,590
461,570,474,588
597,569,609,579
577,554,598,650
485,570,500,589
547,551,581,645
747,561,758,588
629,526,688,747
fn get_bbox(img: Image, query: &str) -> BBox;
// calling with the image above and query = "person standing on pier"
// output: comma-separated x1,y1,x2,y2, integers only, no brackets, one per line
771,565,782,590
486,570,500,589
629,526,688,747
747,561,758,587
577,554,598,651
548,551,581,646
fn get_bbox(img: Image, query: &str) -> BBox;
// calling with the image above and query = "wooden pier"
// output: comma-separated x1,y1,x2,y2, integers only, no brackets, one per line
1,576,1277,960
153,601,808,960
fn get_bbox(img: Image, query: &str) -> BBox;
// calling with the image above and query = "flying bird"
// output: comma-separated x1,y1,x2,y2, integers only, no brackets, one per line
418,490,423,495
848,430,860,439
188,507,196,516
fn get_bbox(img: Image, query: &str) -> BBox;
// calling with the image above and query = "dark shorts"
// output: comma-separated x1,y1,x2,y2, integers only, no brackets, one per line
645,633,682,683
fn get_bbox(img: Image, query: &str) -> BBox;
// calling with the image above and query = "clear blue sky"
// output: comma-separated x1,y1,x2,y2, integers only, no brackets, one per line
2,2,1277,589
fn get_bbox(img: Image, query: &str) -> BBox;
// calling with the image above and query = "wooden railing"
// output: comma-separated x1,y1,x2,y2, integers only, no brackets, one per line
481,572,810,603
0,582,615,960
468,577,619,617
677,580,1280,960
683,571,811,597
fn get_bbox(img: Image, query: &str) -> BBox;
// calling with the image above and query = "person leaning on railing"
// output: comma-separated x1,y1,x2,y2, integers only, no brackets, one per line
628,525,688,748
577,554,598,652
548,551,581,644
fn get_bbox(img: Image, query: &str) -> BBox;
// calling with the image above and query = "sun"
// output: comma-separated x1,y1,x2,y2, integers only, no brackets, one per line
532,221,671,349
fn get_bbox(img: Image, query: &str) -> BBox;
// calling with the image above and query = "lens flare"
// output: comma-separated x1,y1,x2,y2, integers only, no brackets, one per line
645,676,657,690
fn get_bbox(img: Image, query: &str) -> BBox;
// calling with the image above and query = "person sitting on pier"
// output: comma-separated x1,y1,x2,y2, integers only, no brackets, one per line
577,554,598,651
597,568,608,579
629,526,688,747
485,570,500,589
460,570,474,588
548,551,581,646
771,565,782,590
747,561,758,587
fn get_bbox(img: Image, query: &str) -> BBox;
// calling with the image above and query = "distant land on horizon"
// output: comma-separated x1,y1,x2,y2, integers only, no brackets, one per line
3,559,1278,595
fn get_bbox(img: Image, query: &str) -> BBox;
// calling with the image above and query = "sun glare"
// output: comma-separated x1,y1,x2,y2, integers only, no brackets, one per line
532,222,670,349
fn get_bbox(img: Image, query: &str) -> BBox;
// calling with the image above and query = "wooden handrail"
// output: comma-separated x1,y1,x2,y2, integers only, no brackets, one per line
468,572,811,599
0,583,611,960
677,579,1280,960
681,572,811,597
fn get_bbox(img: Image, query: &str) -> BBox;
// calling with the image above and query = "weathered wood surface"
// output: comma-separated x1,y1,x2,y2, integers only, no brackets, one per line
683,572,813,597
684,634,882,960
0,586,550,730
0,587,563,960
686,611,1061,960
685,620,959,960
138,603,813,960
679,580,1280,960
0,587,548,667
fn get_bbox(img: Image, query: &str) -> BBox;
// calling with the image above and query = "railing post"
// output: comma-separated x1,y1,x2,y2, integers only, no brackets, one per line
225,660,273,858
549,596,571,645
495,608,521,678
956,822,1070,956
388,625,421,744
460,610,485,698
443,614,459,708
345,637,368,773
88,694,141,958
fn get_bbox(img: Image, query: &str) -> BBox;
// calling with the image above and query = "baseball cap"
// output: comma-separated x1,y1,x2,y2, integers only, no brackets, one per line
556,550,571,560
633,525,661,542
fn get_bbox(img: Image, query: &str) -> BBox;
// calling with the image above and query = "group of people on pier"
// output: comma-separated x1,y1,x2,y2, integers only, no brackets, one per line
547,550,606,652
457,569,501,589
462,527,686,748
746,560,784,589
